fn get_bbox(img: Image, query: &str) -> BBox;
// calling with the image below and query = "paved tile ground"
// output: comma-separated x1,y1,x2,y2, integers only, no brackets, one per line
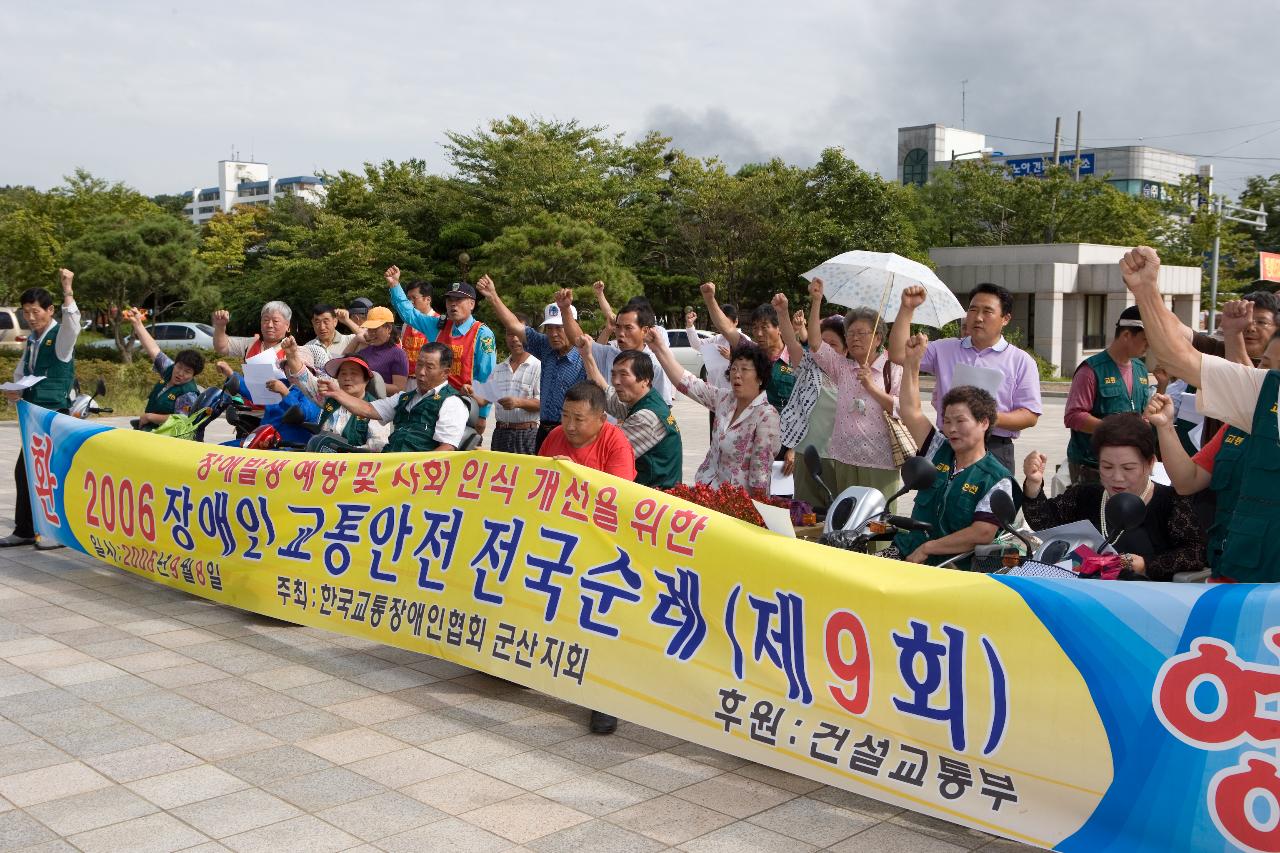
0,397,1068,852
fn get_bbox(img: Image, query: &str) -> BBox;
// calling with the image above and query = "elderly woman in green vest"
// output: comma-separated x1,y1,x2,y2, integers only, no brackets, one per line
575,338,683,489
1064,305,1154,484
122,309,203,431
882,333,1014,567
1146,325,1280,579
281,336,391,452
2,270,80,548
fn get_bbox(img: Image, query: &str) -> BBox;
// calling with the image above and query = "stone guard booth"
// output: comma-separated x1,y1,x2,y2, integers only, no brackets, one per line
929,243,1201,374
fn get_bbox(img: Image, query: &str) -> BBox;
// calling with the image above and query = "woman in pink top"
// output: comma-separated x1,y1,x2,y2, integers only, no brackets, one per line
647,329,780,495
798,279,902,501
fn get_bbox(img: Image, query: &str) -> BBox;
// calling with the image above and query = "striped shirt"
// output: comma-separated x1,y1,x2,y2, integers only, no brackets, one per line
492,355,541,425
522,327,585,423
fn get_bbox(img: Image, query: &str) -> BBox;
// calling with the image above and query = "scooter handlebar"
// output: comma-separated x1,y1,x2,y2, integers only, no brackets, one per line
886,515,931,533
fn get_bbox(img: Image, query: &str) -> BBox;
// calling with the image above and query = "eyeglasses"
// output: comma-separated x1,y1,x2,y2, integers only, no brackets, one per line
726,365,758,376
1249,317,1277,329
847,329,875,339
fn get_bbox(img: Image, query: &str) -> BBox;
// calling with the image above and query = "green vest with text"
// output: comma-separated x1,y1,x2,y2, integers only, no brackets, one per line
768,357,796,412
384,386,459,454
321,393,375,447
628,388,682,489
1215,370,1280,582
1206,425,1249,575
893,442,1011,568
22,323,75,410
1067,351,1153,467
141,366,199,431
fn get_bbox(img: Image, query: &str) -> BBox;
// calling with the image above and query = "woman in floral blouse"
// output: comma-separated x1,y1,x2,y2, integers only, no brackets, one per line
648,329,780,495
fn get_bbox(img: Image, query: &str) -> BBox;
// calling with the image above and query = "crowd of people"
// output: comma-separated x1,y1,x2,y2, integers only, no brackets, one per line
6,250,1280,593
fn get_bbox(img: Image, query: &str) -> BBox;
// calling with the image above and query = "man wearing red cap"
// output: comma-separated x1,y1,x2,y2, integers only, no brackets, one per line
283,337,391,451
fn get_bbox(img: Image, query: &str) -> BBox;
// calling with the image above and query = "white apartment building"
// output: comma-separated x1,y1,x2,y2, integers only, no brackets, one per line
181,160,325,225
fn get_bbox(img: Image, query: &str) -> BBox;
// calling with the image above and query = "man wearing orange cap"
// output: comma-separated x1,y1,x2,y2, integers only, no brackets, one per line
345,306,410,395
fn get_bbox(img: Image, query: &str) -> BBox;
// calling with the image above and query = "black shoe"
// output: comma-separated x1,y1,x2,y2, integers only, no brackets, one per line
34,539,64,551
589,711,617,735
0,534,35,548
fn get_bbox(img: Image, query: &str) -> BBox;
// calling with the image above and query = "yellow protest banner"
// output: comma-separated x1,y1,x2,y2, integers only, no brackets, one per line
29,404,1276,852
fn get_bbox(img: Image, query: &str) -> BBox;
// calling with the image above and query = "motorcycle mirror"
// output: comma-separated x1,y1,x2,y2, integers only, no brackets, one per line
73,379,82,396
281,405,306,426
901,456,939,492
223,375,241,396
1103,492,1147,547
802,445,833,503
989,489,1018,529
93,379,106,398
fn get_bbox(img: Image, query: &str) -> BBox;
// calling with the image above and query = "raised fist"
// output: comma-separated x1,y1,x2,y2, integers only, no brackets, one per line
211,310,229,328
1144,393,1176,429
574,335,591,350
684,310,698,328
592,280,605,296
1220,299,1254,336
555,288,574,310
808,278,824,301
475,275,496,299
903,332,928,365
59,268,74,289
281,335,298,355
700,282,716,299
384,265,401,286
771,292,788,313
900,286,927,311
1120,246,1161,294
334,308,350,324
1023,451,1048,481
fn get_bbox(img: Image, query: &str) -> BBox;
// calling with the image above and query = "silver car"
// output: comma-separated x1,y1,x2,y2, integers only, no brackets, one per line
89,322,217,352
0,307,31,351
666,328,716,378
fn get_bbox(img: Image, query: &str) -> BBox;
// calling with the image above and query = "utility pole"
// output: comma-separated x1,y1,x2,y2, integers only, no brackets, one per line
1205,162,1270,331
1051,117,1062,167
1073,111,1083,180
961,80,968,129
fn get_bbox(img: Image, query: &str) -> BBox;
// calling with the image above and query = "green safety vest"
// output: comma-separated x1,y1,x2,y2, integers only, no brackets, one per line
768,356,796,412
1067,351,1153,466
893,441,1011,568
321,392,375,446
1206,425,1249,575
1216,370,1280,583
384,385,460,454
141,366,199,431
628,388,683,489
21,322,75,410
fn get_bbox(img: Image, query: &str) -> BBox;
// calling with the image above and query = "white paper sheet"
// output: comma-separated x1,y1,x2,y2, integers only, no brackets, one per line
699,339,729,383
951,364,1004,399
752,499,796,537
1176,392,1203,426
471,376,502,406
0,375,44,392
1151,462,1171,487
243,361,286,404
769,461,793,497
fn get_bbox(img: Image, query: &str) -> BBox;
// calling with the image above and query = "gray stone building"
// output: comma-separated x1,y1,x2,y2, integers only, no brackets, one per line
928,243,1201,374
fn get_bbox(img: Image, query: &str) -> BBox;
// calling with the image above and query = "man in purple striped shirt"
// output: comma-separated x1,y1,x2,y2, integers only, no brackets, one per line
887,282,1041,473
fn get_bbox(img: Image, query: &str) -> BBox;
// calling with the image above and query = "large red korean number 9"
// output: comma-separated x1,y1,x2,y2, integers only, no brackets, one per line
825,609,872,716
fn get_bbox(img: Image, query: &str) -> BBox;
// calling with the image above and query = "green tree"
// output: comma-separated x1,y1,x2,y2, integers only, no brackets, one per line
475,212,641,329
0,208,61,302
64,214,209,360
219,209,420,335
1239,173,1280,255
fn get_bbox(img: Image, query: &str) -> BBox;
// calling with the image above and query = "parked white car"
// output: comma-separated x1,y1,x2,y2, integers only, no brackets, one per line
667,328,716,378
0,307,31,351
89,322,217,352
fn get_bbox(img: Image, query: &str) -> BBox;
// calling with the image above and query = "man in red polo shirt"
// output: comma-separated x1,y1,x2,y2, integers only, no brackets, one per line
537,381,635,735
538,382,636,480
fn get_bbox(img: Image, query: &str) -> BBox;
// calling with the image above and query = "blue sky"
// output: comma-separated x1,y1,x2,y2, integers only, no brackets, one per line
3,0,1276,199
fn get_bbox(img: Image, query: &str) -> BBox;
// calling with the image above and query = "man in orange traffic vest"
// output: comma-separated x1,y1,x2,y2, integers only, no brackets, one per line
386,267,496,434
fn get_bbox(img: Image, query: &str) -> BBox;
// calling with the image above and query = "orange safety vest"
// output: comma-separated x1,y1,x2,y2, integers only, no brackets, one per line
435,320,481,391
